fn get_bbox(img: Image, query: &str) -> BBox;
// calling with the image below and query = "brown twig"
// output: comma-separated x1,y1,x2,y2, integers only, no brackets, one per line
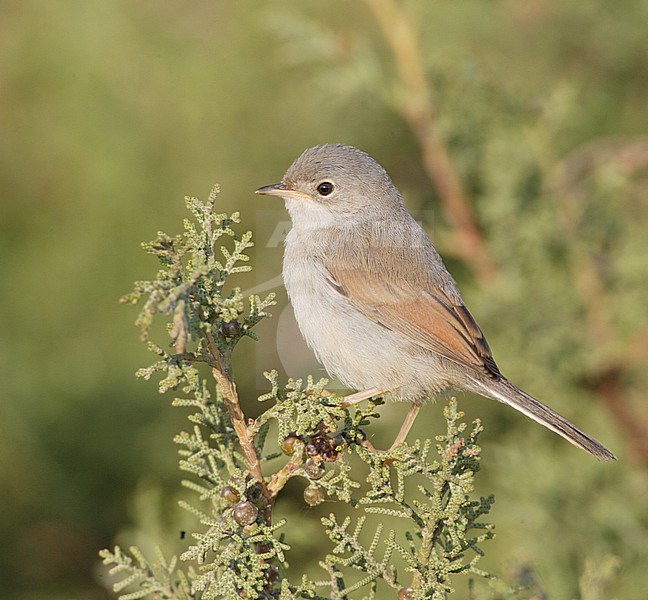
363,0,498,284
203,328,270,501
267,450,305,498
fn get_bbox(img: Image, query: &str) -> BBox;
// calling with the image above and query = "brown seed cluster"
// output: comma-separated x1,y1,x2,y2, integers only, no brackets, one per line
280,425,349,508
219,481,270,530
305,427,340,462
219,482,281,598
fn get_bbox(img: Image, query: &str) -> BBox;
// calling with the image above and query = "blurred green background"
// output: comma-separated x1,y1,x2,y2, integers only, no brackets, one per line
1,1,647,598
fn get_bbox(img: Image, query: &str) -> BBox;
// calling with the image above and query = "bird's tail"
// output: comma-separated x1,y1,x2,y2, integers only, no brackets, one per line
475,377,616,461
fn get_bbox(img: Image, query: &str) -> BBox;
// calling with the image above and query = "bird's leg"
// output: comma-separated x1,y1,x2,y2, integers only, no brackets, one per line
341,387,419,454
341,387,388,407
387,402,421,451
361,402,422,454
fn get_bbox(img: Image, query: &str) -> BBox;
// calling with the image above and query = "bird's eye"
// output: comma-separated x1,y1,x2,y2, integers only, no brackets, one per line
316,181,334,196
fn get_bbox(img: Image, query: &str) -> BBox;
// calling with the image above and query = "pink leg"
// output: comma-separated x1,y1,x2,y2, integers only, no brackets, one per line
387,402,421,451
361,402,422,454
341,387,388,407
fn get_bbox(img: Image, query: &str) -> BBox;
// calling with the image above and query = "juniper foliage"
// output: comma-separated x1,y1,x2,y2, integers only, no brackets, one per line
101,188,497,599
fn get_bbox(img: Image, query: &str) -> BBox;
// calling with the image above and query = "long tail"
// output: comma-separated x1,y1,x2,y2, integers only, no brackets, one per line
475,378,616,461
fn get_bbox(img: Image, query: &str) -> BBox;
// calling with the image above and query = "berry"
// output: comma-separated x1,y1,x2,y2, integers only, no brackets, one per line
303,458,325,480
220,320,241,338
232,501,258,526
220,485,240,504
303,485,325,506
247,482,269,508
281,434,300,456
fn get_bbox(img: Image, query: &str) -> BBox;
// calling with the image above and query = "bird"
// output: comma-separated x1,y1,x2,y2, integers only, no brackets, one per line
256,143,616,461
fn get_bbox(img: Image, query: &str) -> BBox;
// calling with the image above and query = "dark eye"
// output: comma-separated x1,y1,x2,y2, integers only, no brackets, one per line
316,181,334,196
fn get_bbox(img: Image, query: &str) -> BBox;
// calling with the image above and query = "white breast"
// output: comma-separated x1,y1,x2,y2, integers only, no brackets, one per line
282,228,448,400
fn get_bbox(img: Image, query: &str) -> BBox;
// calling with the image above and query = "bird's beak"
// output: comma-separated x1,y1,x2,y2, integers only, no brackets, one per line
255,182,310,201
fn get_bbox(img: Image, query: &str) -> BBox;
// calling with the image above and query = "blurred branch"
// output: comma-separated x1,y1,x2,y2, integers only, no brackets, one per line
363,0,498,284
623,324,648,370
579,554,621,600
565,244,648,460
547,139,648,463
587,368,648,462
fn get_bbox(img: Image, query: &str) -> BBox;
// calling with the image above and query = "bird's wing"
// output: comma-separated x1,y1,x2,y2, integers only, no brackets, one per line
324,243,501,378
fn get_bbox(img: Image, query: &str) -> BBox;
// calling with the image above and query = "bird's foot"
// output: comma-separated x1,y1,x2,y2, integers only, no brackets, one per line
341,387,388,407
358,403,422,459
